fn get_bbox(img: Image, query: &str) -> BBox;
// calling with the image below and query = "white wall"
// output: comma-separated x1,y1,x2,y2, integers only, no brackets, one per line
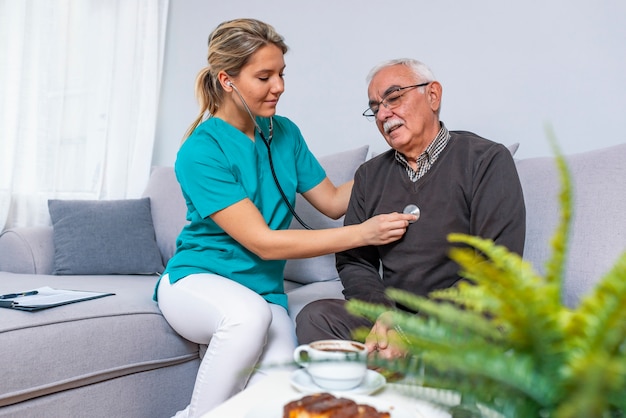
153,0,626,166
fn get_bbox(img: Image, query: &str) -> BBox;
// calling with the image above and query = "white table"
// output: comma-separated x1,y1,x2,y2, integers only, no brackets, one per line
201,370,451,418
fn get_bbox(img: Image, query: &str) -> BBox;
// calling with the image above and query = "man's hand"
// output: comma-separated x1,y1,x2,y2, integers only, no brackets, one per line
364,312,408,360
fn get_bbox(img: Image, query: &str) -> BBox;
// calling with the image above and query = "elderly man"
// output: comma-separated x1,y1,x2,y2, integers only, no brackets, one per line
295,58,526,360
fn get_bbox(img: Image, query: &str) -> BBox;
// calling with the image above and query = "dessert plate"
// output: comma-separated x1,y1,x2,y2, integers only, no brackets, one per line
245,394,414,418
290,368,386,396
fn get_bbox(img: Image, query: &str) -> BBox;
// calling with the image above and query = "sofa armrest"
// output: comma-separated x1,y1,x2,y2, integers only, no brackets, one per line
0,227,55,274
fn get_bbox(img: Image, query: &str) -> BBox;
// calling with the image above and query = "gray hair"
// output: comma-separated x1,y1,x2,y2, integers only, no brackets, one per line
366,58,436,84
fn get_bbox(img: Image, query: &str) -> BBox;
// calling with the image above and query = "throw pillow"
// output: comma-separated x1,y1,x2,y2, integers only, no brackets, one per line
48,198,164,275
283,145,369,285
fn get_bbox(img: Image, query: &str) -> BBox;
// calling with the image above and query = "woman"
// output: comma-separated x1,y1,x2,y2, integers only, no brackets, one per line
156,18,415,417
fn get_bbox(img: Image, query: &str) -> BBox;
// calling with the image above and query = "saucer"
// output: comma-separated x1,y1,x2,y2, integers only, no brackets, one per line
290,369,386,396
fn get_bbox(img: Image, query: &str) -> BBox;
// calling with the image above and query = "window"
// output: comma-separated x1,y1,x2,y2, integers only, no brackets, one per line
0,0,169,229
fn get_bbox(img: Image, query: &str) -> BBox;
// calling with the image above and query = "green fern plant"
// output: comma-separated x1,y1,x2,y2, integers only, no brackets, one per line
347,129,626,418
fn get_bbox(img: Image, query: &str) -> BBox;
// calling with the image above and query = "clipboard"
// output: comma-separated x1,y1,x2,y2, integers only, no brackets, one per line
0,286,115,311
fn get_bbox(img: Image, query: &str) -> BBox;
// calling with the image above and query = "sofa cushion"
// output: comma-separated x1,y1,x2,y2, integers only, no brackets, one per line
48,198,164,275
283,145,369,285
515,143,626,307
0,273,198,408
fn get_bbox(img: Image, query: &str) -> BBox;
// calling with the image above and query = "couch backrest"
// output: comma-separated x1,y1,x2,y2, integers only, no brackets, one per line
515,142,626,307
142,166,189,264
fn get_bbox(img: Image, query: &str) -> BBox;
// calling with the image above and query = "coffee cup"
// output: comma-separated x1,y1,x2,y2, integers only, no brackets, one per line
293,339,367,390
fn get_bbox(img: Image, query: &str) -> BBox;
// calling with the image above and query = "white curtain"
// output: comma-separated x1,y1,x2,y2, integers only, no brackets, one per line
0,0,169,230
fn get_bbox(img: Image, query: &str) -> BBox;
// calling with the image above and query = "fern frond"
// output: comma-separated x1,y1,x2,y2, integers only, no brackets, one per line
344,299,389,323
422,347,558,406
447,234,566,360
386,288,505,342
566,252,626,355
606,376,626,413
543,124,573,287
555,253,626,417
346,299,487,352
347,296,508,360
348,297,559,407
429,281,500,313
554,353,624,418
399,366,545,418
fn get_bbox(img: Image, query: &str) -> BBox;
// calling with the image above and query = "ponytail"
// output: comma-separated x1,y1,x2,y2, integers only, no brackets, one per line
182,67,223,143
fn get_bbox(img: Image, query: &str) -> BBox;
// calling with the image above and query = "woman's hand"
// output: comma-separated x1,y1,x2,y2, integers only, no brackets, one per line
359,212,416,246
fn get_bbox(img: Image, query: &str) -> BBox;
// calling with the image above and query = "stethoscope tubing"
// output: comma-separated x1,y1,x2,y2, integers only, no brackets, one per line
230,83,313,230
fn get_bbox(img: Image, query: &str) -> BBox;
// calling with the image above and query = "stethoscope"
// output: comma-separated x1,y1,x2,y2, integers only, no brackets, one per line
403,204,420,222
227,80,421,229
228,80,313,229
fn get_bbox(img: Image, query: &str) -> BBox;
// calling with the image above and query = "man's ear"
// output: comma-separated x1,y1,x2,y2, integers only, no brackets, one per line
427,81,443,112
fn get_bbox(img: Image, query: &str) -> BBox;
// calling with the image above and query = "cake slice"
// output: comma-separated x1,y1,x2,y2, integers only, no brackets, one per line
283,393,390,418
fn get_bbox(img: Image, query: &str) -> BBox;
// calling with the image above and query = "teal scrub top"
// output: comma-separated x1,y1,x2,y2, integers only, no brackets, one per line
158,115,326,310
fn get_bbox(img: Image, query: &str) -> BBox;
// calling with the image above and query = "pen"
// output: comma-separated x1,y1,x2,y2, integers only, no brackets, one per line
0,290,39,300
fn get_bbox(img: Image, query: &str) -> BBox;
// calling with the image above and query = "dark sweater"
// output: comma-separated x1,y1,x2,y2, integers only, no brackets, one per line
337,131,526,309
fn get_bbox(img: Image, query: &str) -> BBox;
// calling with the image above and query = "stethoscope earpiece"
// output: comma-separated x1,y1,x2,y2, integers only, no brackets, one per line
403,204,420,223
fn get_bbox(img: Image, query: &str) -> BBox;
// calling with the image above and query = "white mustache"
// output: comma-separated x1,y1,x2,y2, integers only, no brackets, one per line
383,119,404,134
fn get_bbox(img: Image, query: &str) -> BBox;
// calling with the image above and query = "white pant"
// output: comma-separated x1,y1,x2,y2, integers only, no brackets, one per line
157,273,296,417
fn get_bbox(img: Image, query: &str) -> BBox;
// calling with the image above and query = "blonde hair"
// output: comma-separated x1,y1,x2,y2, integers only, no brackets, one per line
183,19,289,141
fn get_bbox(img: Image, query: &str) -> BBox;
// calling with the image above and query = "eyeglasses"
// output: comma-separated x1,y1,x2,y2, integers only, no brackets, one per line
362,82,431,120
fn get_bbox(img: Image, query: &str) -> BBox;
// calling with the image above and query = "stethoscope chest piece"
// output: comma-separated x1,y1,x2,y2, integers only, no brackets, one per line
403,204,420,223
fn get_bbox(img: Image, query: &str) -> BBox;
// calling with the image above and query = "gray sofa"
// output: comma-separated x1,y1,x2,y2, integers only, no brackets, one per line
1,142,625,417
